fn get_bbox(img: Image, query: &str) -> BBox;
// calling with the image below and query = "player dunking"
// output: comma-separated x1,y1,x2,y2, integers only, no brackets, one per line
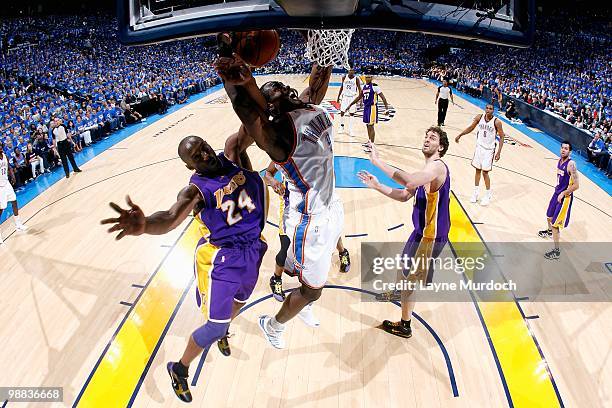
216,51,345,348
101,135,268,402
538,141,579,260
0,149,27,244
347,74,389,143
358,127,450,337
336,69,362,137
264,161,351,307
455,104,505,206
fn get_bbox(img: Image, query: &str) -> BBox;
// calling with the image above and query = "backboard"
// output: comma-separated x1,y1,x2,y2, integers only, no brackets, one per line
117,0,534,47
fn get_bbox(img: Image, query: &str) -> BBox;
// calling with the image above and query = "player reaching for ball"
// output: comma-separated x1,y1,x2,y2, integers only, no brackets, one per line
358,127,450,338
215,37,346,349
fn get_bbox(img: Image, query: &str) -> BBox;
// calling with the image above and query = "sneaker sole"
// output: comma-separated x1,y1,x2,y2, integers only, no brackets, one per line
272,293,285,302
258,316,284,349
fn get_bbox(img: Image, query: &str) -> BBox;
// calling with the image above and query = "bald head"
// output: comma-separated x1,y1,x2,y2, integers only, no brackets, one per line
178,135,202,164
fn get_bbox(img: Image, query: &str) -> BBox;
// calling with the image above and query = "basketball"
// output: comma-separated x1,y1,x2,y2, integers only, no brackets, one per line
233,30,280,67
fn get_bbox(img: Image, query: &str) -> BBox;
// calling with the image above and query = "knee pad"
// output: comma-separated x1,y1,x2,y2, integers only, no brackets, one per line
192,321,230,349
275,235,291,268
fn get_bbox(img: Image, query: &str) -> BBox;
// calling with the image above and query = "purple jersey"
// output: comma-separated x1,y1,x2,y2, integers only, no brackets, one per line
411,160,451,240
554,158,573,195
362,83,379,108
190,154,267,247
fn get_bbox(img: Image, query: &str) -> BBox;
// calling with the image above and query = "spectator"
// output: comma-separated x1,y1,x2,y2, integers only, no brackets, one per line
25,142,47,177
587,132,606,164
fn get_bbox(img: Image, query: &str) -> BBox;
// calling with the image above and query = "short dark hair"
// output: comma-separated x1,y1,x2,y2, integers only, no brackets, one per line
561,140,572,151
427,125,449,157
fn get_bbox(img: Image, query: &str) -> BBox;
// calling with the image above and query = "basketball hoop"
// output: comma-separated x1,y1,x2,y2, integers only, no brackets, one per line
305,29,354,70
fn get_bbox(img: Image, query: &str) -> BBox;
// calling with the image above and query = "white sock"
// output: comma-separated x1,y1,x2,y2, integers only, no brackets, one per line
14,216,22,225
486,189,492,197
269,316,285,331
347,116,353,134
473,186,479,194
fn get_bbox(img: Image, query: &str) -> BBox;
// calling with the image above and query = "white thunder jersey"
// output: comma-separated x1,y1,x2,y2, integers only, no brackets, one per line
276,105,335,215
476,114,497,149
0,154,9,187
342,75,358,97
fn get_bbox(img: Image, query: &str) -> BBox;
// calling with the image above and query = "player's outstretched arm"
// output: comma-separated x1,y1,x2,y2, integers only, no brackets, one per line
224,126,254,170
216,55,290,162
364,141,408,180
300,62,333,105
358,170,414,202
101,187,201,240
392,160,445,191
455,115,480,142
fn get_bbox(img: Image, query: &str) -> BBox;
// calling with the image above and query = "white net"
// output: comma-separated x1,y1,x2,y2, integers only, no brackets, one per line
305,29,355,70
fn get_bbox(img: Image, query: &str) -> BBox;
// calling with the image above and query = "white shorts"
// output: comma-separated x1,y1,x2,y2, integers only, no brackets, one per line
340,94,357,114
0,183,16,210
284,198,344,289
471,145,495,171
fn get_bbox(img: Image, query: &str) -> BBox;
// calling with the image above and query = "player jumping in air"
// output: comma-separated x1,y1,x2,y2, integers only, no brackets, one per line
216,49,345,348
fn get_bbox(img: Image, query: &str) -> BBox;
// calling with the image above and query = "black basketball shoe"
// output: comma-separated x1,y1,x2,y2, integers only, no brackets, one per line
544,248,560,260
217,331,231,357
339,249,351,273
538,229,552,239
167,362,193,403
381,320,412,338
270,275,285,302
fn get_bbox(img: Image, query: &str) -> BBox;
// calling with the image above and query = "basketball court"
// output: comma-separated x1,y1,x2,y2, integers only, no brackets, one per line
1,0,611,407
1,74,610,407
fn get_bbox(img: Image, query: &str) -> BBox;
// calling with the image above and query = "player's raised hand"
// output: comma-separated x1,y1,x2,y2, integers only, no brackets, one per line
363,141,380,162
357,170,379,189
214,53,252,86
100,195,146,240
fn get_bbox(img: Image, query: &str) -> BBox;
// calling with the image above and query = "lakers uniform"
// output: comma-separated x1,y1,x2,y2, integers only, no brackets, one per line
190,153,268,323
275,105,344,289
546,158,574,229
362,83,382,125
340,75,359,114
471,114,497,171
0,154,17,210
403,160,451,283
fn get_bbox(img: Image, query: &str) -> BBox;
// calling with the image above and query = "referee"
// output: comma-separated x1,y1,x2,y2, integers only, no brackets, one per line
51,118,82,178
435,79,454,126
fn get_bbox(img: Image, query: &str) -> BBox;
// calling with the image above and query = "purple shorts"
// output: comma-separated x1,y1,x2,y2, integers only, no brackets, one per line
363,103,378,125
402,231,448,284
546,192,573,229
194,238,267,323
